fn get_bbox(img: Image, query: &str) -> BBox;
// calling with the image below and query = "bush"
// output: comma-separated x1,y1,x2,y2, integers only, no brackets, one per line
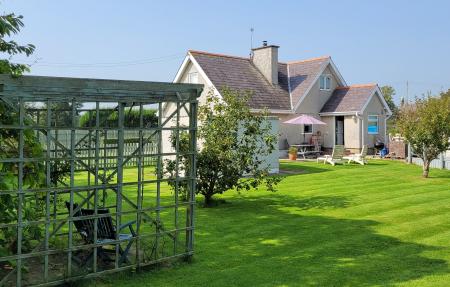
79,108,157,128
164,88,281,206
0,102,46,255
288,147,298,155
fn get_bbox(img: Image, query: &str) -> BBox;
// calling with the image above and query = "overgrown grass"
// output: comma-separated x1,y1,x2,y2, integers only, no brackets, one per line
83,160,450,286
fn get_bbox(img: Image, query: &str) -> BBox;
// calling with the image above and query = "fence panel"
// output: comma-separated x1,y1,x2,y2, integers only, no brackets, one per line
411,153,450,170
38,130,158,171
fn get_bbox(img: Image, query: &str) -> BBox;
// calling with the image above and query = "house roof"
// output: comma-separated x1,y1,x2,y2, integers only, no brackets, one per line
320,84,378,113
185,50,379,114
287,56,330,107
189,50,291,110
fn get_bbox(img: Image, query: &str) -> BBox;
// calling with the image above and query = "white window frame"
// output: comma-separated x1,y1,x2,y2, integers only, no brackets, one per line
187,72,198,84
367,115,379,134
319,74,332,91
303,124,313,134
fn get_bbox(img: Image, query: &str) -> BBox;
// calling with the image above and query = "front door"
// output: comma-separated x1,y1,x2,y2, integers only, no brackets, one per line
335,116,344,145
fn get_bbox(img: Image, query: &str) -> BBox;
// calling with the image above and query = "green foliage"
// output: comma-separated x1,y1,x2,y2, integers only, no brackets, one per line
39,101,83,127
0,10,47,256
440,89,450,100
380,86,397,110
288,147,298,155
79,108,157,128
397,95,450,177
0,12,35,76
164,89,281,206
0,100,47,255
381,85,399,133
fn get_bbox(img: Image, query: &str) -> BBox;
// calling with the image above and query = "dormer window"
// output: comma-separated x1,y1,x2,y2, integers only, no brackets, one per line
188,72,198,84
319,75,331,90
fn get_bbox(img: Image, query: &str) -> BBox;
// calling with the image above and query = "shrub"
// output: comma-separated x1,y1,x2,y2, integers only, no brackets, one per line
288,147,298,155
79,108,157,128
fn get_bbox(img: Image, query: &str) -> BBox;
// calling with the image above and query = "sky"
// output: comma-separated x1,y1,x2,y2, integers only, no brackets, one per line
2,0,450,104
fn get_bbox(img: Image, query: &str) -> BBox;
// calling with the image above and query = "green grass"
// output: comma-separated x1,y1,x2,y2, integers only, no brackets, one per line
84,160,450,287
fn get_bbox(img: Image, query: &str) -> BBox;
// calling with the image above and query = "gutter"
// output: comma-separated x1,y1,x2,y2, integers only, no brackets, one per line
250,108,294,114
385,112,392,145
356,111,364,148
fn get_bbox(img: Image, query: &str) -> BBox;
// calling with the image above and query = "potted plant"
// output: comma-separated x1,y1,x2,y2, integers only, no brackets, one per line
288,146,298,160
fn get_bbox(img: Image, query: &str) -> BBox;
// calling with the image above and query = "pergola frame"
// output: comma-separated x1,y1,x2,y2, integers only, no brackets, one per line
0,75,201,286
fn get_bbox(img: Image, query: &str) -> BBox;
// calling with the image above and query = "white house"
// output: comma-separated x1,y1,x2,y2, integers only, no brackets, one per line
163,43,392,172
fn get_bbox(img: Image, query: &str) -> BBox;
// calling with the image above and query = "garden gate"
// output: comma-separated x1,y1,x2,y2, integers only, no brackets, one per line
0,75,201,286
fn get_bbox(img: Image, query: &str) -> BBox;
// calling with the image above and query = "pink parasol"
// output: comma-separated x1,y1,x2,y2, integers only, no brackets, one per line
283,114,327,125
283,115,327,144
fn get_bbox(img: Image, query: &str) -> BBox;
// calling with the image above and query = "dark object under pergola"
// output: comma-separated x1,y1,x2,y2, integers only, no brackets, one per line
0,75,202,286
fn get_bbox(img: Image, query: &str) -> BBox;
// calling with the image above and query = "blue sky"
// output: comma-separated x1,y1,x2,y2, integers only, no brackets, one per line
2,0,450,103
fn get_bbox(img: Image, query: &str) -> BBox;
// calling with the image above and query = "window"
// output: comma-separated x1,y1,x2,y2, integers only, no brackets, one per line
319,75,331,90
368,115,379,134
188,72,198,84
303,124,313,134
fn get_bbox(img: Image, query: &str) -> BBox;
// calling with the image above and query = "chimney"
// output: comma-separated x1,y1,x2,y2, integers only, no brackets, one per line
251,41,279,85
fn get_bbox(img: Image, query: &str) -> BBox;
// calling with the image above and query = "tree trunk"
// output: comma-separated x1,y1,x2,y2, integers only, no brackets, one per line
204,193,213,207
422,147,430,178
422,160,430,178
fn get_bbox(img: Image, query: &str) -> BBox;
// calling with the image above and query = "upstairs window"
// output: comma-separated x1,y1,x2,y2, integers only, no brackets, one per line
368,115,379,134
319,75,332,90
188,72,198,84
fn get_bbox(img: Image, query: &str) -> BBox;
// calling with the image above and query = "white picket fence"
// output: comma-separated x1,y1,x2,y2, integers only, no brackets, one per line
411,152,450,170
37,130,158,170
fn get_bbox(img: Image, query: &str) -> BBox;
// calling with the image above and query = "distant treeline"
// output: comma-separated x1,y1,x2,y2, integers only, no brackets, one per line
79,108,158,128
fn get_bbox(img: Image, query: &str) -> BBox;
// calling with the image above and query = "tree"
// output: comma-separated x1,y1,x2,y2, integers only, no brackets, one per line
42,101,83,127
79,108,158,128
381,86,397,114
164,89,281,206
381,86,399,132
397,96,450,178
0,10,44,255
0,12,35,75
440,89,450,100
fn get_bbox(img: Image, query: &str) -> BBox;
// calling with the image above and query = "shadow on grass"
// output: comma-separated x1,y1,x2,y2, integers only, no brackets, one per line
89,194,448,287
246,195,351,210
279,163,331,177
191,195,448,286
427,171,450,179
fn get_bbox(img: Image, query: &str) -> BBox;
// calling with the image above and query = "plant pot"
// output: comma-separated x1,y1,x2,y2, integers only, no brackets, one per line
288,153,297,160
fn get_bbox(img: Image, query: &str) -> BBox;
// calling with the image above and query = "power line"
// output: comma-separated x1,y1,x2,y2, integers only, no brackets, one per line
13,53,185,68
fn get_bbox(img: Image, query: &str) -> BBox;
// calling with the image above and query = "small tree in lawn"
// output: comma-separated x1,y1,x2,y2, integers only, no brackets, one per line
164,88,281,206
397,95,450,178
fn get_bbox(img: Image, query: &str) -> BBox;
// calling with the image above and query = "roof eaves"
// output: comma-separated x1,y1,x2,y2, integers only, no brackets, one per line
188,50,250,61
335,83,377,90
287,64,293,110
319,111,359,116
286,56,330,65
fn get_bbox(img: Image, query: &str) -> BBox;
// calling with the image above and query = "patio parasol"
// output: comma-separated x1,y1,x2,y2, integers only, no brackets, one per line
283,114,327,144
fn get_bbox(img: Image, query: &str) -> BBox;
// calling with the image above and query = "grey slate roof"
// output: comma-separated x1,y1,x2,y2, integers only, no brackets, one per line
287,57,329,106
320,84,377,113
190,51,376,113
190,51,291,110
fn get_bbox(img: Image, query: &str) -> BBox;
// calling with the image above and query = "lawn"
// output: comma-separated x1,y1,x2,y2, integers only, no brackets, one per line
85,160,450,287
